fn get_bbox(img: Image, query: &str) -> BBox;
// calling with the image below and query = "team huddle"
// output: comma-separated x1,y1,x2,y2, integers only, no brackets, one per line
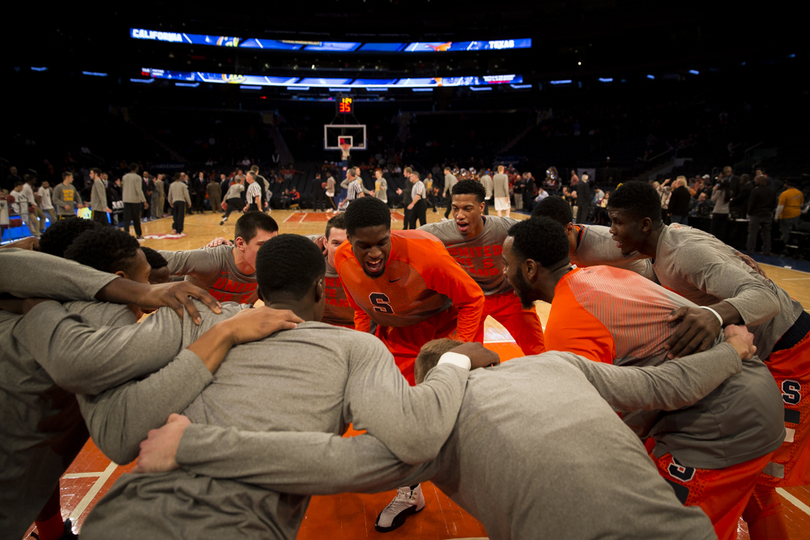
1,180,807,540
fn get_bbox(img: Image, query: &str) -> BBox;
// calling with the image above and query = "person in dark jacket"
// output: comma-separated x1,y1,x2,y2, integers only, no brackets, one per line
746,175,777,255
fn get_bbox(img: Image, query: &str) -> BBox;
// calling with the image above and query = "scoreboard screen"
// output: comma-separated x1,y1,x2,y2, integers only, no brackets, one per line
337,96,354,114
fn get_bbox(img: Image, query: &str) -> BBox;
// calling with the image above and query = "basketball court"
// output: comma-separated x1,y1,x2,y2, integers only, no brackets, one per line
21,208,810,539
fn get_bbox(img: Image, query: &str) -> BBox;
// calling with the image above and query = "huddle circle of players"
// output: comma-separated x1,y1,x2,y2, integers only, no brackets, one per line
2,177,808,540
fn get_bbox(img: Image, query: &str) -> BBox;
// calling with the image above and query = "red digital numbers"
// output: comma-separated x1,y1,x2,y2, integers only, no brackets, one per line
338,97,353,113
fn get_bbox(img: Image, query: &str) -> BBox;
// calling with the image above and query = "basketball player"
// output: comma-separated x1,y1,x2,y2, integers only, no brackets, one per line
51,234,491,540
504,217,784,540
532,195,654,277
132,330,761,540
336,196,484,383
335,196,484,530
159,212,278,304
420,180,545,354
0,236,223,540
89,167,111,224
607,181,810,538
319,213,354,328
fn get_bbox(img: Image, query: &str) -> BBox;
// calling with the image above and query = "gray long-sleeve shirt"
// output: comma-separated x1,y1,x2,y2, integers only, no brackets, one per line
653,224,804,359
52,182,82,215
159,244,258,304
570,224,655,279
0,250,124,538
90,178,108,211
167,180,191,206
122,172,146,204
77,319,469,539
167,348,744,540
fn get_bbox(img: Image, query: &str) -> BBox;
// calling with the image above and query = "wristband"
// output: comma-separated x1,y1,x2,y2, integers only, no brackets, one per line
438,351,472,370
698,306,724,327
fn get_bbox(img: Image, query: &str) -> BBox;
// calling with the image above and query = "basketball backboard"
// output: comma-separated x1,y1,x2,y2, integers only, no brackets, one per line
324,124,367,150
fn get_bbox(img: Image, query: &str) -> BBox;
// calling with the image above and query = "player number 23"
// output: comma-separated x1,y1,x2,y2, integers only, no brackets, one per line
370,293,394,314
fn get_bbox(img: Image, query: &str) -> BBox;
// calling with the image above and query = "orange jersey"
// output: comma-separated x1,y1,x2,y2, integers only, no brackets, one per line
335,230,484,341
544,266,676,365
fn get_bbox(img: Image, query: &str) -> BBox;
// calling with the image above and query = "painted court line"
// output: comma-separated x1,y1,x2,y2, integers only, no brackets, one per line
777,488,810,517
63,472,103,479
69,461,117,521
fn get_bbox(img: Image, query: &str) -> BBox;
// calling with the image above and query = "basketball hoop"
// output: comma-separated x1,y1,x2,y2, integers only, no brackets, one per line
339,143,351,160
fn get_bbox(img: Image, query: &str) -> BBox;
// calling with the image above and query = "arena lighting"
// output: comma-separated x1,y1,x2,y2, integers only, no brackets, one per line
510,84,532,89
130,78,154,84
82,71,108,77
787,54,795,58
31,67,47,72
175,82,200,87
689,70,699,75
549,79,572,85
131,28,531,53
646,74,655,79
598,78,613,83
328,87,352,92
239,85,262,90
287,86,310,90
412,88,433,92
469,86,492,91
141,68,523,89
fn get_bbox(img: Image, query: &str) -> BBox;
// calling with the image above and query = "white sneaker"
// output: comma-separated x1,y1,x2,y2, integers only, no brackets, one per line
375,484,425,532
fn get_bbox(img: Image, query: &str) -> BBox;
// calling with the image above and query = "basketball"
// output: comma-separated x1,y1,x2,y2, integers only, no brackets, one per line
322,182,327,188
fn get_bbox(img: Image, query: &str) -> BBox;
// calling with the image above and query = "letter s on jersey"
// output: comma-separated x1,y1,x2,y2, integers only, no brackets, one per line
782,380,802,406
370,293,394,314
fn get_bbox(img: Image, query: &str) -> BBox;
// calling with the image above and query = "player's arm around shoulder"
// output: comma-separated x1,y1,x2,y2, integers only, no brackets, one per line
343,333,470,464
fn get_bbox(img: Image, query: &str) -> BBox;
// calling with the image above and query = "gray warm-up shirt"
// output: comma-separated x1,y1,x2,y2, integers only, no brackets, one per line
0,250,125,538
122,172,146,204
90,178,108,211
159,244,258,304
78,319,470,540
652,224,804,359
570,224,655,279
420,216,517,295
165,349,745,540
167,180,191,206
52,182,82,215
493,173,509,198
